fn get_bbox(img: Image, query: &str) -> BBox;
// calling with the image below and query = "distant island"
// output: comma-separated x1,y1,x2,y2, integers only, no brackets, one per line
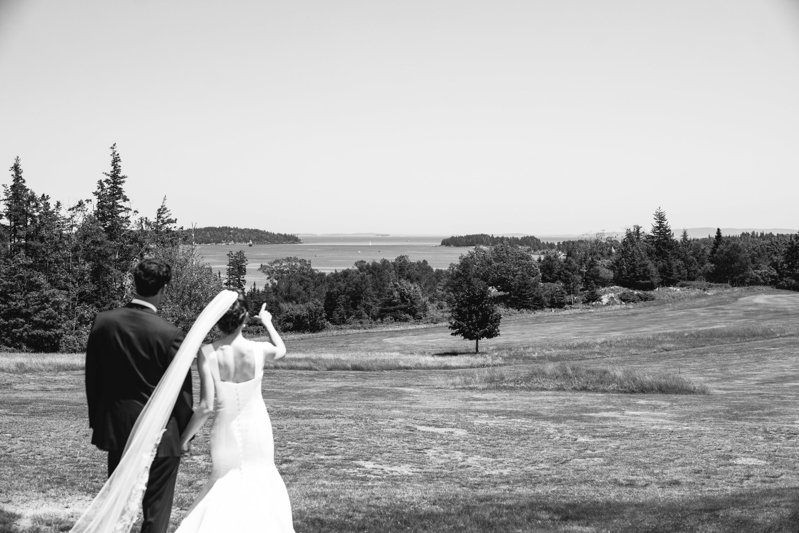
186,226,302,245
441,234,543,248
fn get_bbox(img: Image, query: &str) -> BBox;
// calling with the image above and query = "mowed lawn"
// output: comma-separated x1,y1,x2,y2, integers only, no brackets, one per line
3,287,799,532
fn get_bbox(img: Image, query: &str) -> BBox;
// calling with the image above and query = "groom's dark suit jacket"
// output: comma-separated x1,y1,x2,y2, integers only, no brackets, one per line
85,303,192,457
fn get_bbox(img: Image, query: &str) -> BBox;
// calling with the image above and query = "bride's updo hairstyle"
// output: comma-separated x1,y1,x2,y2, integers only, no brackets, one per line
216,291,249,335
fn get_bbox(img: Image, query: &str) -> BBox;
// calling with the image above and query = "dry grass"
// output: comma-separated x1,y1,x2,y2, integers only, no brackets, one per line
266,351,502,371
449,363,710,394
497,322,799,364
0,351,501,374
0,353,83,374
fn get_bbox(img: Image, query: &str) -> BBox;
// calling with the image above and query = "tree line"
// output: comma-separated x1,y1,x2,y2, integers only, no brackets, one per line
441,233,547,249
2,149,798,352
186,226,301,245
222,207,799,351
542,208,799,295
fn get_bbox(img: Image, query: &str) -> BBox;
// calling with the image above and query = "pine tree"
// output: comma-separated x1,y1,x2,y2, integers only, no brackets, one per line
86,145,139,310
94,144,133,241
2,157,36,257
225,250,248,291
612,226,659,290
0,252,68,351
538,252,562,283
646,207,681,285
558,255,582,304
138,196,182,252
647,207,675,261
510,272,543,310
710,228,723,260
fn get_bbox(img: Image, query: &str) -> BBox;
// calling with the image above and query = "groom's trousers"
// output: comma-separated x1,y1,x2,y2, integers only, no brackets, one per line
108,451,181,533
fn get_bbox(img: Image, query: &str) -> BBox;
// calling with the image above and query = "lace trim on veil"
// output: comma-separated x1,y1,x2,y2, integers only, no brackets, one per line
70,291,239,533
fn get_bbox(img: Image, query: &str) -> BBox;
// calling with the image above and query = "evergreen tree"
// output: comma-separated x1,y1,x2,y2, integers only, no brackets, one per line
94,144,133,241
0,252,68,351
558,255,582,304
547,282,567,308
2,157,36,257
379,279,428,321
583,254,605,289
646,207,682,285
776,236,799,290
710,228,723,260
225,250,248,291
612,226,659,290
86,145,139,310
510,272,544,310
138,196,182,252
538,252,562,283
27,194,71,288
647,207,674,260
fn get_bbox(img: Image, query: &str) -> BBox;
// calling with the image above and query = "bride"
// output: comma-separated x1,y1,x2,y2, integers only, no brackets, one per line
175,293,294,532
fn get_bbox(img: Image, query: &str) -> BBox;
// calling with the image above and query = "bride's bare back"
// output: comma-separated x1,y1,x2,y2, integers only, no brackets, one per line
212,340,260,383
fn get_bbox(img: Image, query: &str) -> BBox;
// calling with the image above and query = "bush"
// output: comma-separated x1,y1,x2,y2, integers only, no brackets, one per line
541,282,567,308
276,300,327,333
59,330,89,354
618,290,656,304
583,286,601,304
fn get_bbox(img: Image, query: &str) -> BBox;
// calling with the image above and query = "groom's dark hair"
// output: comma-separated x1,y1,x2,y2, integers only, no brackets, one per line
217,291,249,335
133,258,172,297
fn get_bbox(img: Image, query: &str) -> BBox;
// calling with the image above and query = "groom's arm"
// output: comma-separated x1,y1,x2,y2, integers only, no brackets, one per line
167,329,193,433
84,318,103,429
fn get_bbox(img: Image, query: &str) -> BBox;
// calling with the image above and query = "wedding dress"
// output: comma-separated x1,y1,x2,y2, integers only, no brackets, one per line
175,343,294,533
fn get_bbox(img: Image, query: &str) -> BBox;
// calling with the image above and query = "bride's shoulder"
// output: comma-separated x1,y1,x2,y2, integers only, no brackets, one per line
198,343,217,359
241,338,266,357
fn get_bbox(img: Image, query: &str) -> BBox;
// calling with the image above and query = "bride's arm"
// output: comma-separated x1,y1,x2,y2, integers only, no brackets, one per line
257,304,287,362
180,348,216,450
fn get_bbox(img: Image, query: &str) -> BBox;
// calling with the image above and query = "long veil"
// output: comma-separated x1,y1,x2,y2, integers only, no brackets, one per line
70,290,239,533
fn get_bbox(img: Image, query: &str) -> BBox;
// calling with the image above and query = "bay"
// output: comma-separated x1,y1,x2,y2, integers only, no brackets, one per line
196,234,471,287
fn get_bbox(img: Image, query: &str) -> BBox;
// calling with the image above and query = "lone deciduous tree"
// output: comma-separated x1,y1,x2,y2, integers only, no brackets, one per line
447,253,501,353
448,282,501,353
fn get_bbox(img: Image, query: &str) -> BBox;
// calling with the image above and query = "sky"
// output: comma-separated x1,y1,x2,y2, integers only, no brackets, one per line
1,0,798,236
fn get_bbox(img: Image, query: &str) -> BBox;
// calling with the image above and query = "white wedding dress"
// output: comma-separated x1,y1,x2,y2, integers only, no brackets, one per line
175,344,295,533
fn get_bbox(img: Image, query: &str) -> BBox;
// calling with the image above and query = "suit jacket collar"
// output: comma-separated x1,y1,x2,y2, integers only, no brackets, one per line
129,299,158,313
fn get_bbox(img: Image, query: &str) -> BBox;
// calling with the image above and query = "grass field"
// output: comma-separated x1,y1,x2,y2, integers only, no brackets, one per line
2,286,799,532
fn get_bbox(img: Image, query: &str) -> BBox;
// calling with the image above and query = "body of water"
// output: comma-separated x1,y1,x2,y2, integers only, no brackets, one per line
197,234,471,287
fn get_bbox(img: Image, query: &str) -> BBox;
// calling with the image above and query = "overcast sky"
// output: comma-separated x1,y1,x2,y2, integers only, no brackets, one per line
1,0,797,236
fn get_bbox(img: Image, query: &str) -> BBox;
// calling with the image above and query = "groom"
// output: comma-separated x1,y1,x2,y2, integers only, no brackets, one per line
85,258,193,533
